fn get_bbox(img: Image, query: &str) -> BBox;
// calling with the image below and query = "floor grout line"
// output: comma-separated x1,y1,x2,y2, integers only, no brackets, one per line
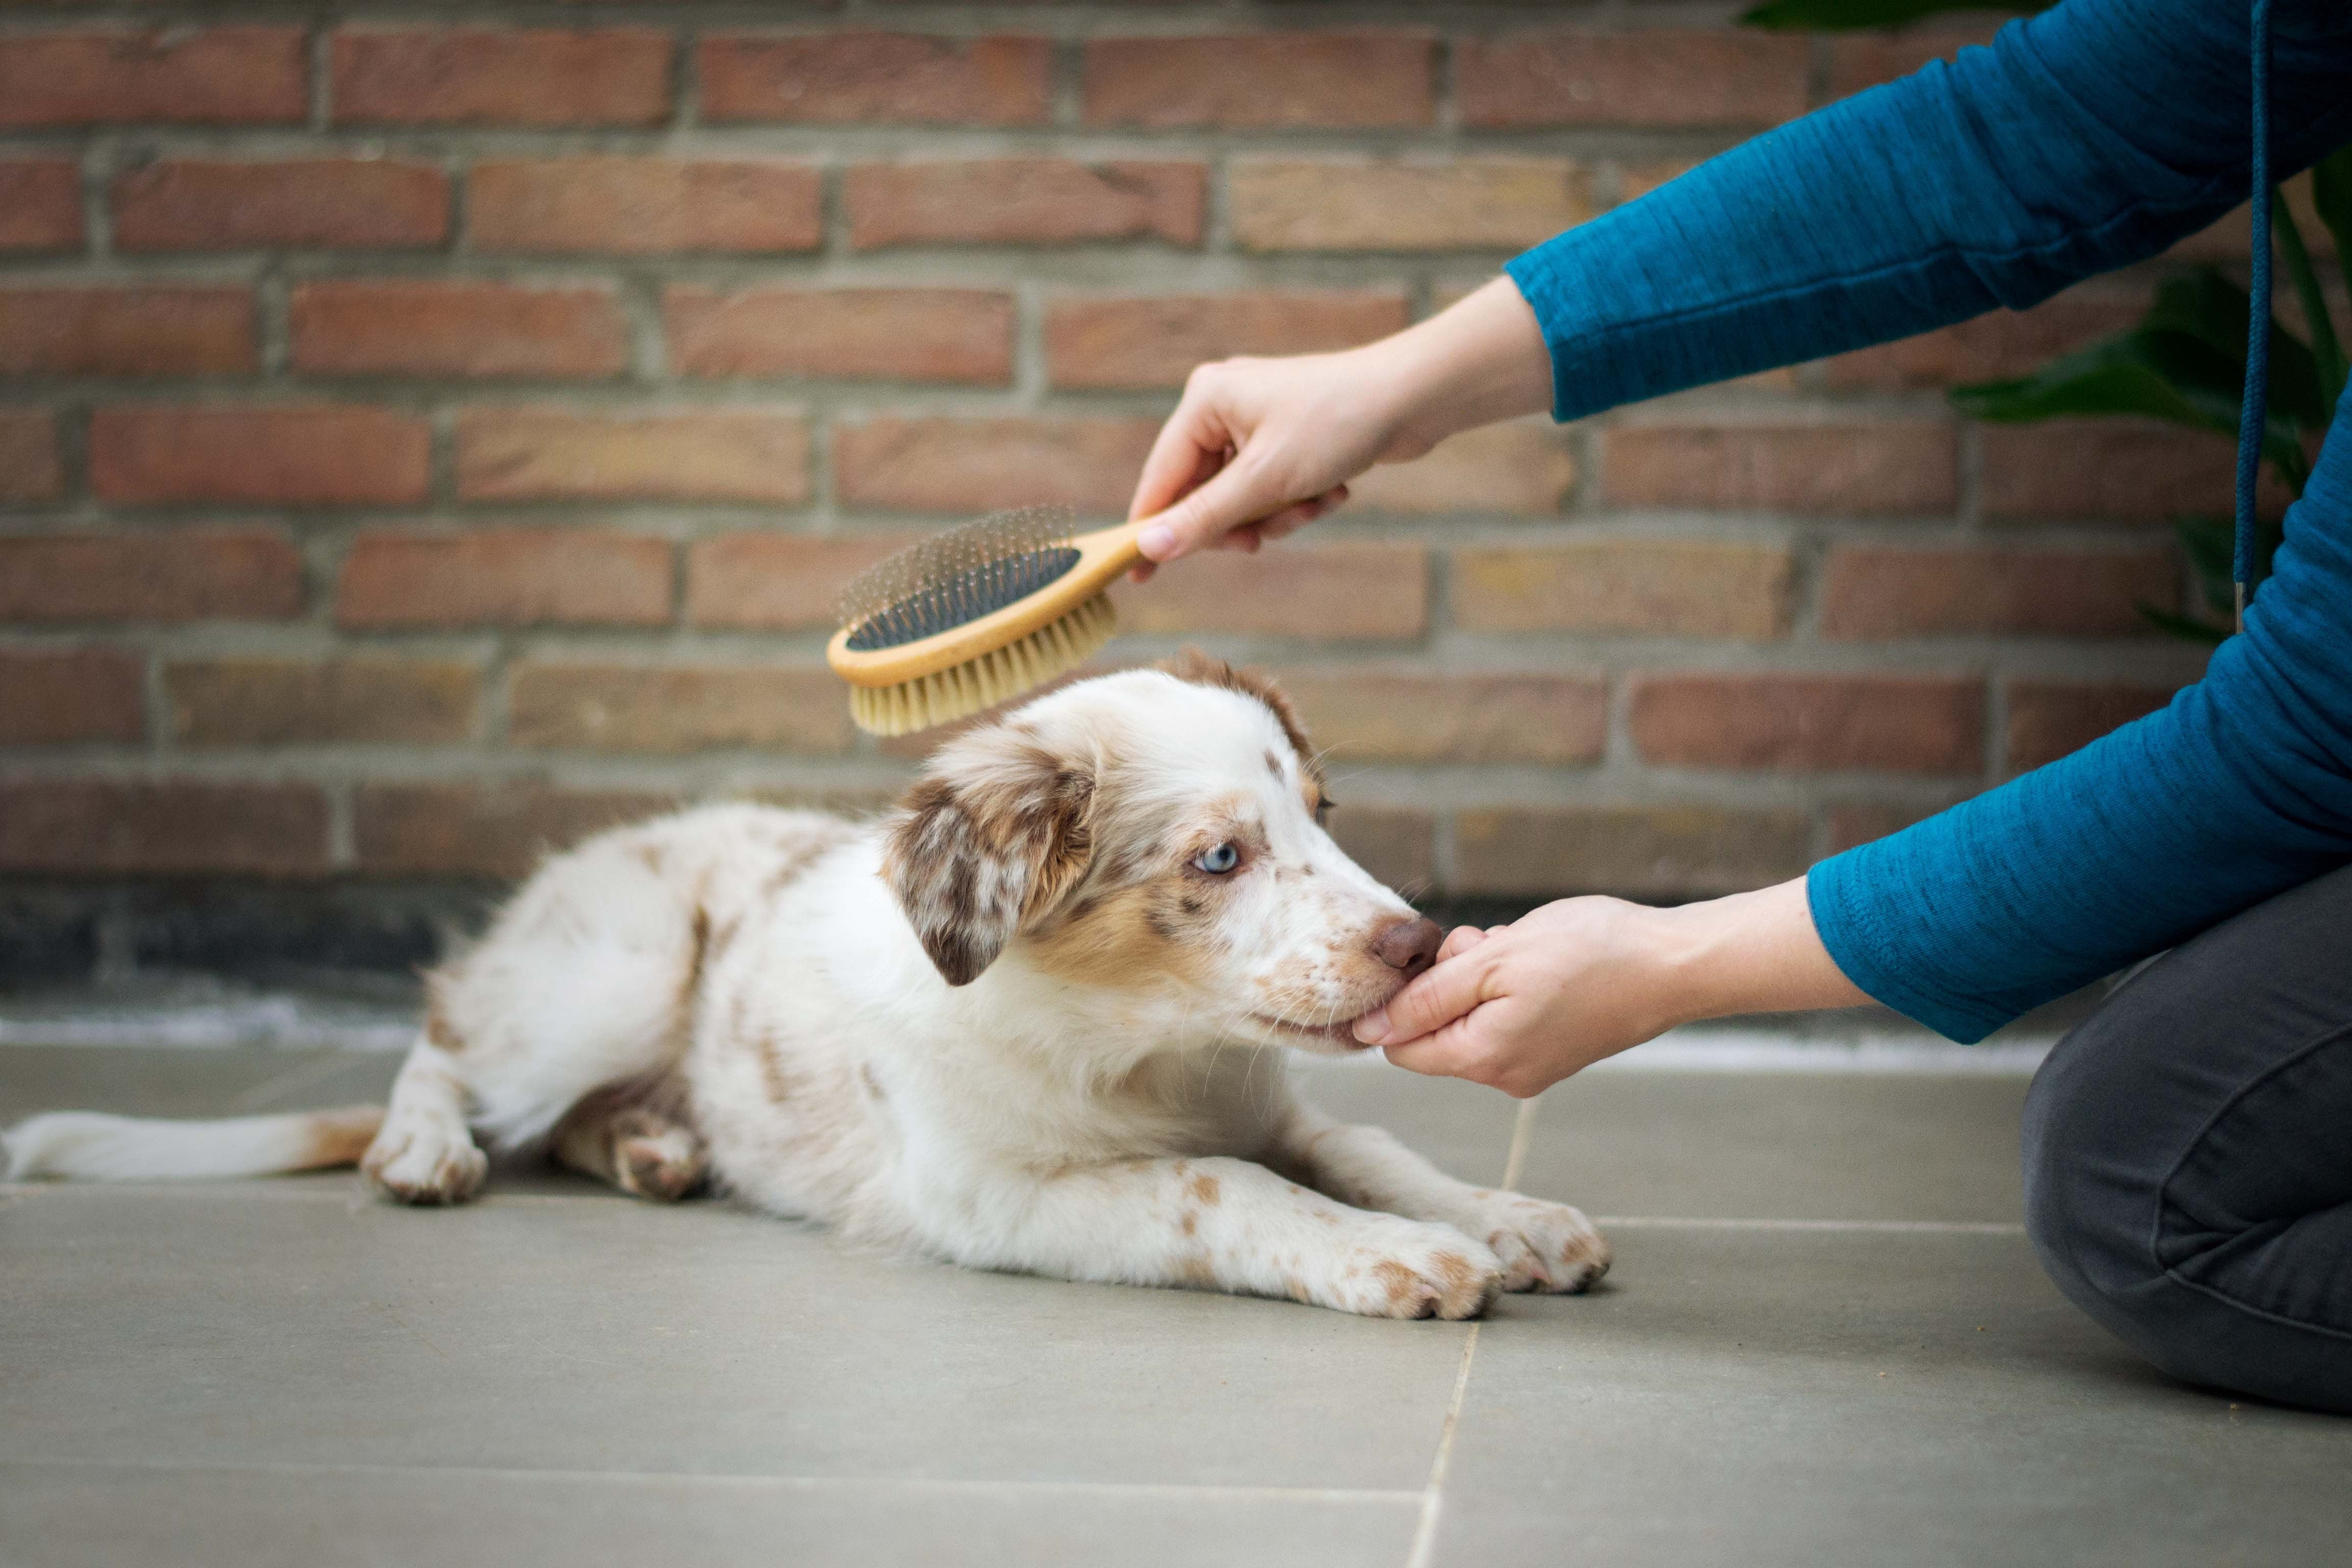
0,1454,1424,1505
1405,1322,1479,1568
1405,1097,1532,1568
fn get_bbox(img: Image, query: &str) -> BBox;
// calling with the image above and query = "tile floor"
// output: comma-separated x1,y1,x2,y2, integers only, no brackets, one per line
3,1043,2347,1567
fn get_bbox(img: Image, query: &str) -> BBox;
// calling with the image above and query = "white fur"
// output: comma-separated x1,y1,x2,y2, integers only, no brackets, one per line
4,667,1608,1318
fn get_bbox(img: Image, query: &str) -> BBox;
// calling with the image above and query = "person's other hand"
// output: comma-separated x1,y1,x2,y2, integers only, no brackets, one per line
1350,878,1870,1097
1351,899,1683,1097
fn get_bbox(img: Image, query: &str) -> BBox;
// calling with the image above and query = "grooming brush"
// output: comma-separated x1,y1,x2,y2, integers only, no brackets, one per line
826,506,1144,737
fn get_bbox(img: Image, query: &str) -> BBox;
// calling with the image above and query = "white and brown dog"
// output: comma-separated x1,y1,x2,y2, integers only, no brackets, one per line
5,654,1607,1319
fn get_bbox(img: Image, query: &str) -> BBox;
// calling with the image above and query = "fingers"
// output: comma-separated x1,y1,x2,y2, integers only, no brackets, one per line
1354,945,1490,1048
1135,456,1282,565
1128,385,1233,526
1436,924,1488,962
1381,1012,1491,1079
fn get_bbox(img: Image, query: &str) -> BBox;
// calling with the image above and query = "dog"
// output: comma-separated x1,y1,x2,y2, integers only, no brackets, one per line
4,653,1608,1319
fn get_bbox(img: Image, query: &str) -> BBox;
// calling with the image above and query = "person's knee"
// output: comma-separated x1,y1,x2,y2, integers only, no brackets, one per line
2021,1003,2168,1317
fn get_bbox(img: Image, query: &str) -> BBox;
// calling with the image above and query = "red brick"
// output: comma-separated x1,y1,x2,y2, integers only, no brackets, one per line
1044,290,1409,390
1460,30,1806,129
847,160,1204,250
1326,806,1438,895
0,26,305,127
1348,422,1575,515
337,529,672,629
1631,673,1984,773
352,782,673,879
1111,543,1428,641
0,529,303,622
470,157,820,255
167,657,479,746
1604,422,1957,516
1828,24,2000,97
0,779,329,877
666,288,1011,384
685,532,920,630
1824,292,2143,390
1455,806,1811,897
91,404,429,505
290,280,629,379
1979,422,2272,522
1450,541,1793,639
1083,33,1433,129
1276,670,1605,765
0,648,144,743
0,409,64,502
1825,801,1959,855
508,662,853,755
331,26,671,127
1231,158,1590,252
112,160,450,252
0,162,84,253
1620,160,1696,205
700,33,1048,125
456,408,808,503
0,286,255,376
2004,678,2179,773
835,415,1157,516
1821,545,2179,639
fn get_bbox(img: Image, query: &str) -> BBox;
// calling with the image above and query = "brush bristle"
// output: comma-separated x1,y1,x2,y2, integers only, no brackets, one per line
838,506,1081,650
849,593,1115,737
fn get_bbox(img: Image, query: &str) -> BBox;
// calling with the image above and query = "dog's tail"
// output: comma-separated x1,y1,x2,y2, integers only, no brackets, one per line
1,1106,383,1182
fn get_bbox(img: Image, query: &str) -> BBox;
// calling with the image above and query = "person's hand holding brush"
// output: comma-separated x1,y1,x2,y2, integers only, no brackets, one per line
1125,277,1555,580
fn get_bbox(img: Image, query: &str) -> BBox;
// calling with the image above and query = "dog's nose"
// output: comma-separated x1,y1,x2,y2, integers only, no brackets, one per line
1373,916,1443,977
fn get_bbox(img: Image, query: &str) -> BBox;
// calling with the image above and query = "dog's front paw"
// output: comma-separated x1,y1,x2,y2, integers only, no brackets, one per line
1466,1190,1610,1294
361,1120,487,1205
1325,1219,1503,1320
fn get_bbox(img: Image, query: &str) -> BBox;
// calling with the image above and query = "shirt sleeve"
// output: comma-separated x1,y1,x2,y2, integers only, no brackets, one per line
1503,0,2352,421
1809,416,2352,1042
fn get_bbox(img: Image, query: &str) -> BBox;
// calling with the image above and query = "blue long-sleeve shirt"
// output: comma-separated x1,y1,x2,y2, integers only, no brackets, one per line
1503,0,2352,1042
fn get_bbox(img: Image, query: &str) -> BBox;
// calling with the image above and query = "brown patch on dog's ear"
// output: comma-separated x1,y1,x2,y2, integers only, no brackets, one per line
882,727,1097,986
1157,647,1324,793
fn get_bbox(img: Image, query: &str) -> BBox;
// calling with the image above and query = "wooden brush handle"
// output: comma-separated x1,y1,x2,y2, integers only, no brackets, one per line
826,518,1145,689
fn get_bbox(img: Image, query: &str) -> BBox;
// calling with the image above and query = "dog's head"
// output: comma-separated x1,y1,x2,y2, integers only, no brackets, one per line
880,651,1437,1052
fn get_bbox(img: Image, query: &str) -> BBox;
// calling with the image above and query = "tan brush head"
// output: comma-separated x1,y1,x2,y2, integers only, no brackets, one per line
826,507,1146,737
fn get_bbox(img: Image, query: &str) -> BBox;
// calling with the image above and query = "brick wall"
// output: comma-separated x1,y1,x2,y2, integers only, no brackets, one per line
1,5,2286,972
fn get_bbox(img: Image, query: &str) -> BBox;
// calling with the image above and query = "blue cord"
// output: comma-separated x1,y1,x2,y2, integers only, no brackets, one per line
2234,0,2273,628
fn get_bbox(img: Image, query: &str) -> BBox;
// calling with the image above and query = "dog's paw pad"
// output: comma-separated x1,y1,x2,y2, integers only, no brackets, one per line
1335,1223,1503,1320
618,1131,707,1203
1476,1194,1609,1294
361,1123,487,1205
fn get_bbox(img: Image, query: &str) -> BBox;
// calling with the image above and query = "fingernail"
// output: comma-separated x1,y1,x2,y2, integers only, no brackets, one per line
1353,1009,1391,1045
1139,524,1175,559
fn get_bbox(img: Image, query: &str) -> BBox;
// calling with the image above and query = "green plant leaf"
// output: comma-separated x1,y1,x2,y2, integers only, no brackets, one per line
2143,268,2326,432
2272,198,2344,416
2307,148,2352,394
1738,0,2045,30
1953,336,2237,434
2136,602,2229,645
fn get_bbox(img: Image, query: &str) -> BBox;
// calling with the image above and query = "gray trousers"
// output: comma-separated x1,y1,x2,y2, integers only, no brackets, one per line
2022,861,2352,1413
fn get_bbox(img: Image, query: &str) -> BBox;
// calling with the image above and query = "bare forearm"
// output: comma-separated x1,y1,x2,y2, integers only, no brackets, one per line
1366,275,1555,454
1648,877,1871,1027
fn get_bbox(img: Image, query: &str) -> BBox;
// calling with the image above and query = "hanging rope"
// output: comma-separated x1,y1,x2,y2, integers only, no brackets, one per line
2233,0,2273,632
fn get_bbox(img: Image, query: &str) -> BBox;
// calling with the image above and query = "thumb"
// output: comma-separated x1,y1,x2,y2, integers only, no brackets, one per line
1136,457,1278,564
1354,947,1492,1047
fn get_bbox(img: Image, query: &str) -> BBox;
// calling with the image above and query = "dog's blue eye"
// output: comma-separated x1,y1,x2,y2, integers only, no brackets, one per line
1194,842,1240,875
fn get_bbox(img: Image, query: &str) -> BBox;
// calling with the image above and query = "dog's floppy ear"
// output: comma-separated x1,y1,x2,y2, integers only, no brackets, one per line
882,727,1096,986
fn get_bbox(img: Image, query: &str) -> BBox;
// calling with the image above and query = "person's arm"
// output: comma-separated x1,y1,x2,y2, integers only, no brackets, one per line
1508,0,2352,418
1364,414,2352,1080
1131,0,2352,566
1810,419,2352,1042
